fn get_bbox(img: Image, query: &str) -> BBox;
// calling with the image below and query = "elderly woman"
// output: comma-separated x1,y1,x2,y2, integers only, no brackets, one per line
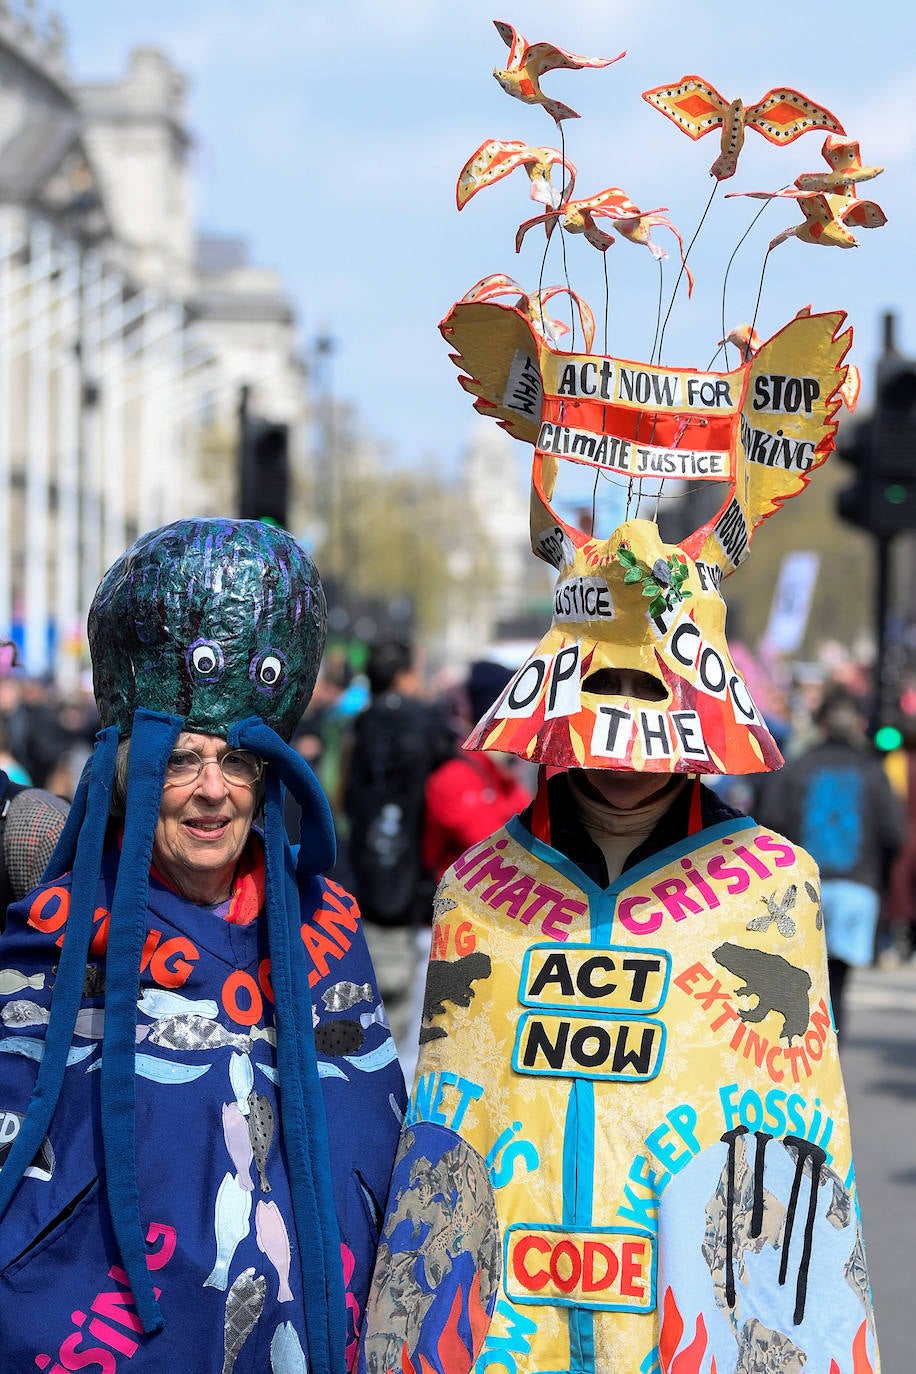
0,520,404,1374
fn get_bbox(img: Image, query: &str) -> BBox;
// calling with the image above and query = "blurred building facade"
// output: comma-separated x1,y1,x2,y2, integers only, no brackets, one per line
0,9,308,684
436,422,548,667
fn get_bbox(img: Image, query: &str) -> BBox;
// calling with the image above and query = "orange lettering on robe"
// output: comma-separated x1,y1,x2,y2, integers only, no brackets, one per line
301,924,345,987
258,958,275,1005
147,938,198,988
28,886,70,934
222,969,263,1026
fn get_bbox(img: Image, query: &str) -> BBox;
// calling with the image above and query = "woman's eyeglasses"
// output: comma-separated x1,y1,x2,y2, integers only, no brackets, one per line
163,749,264,789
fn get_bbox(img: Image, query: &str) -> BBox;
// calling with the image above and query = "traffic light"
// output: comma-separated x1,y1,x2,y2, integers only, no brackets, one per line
834,415,875,533
239,416,290,527
872,351,916,531
835,350,916,539
874,721,904,753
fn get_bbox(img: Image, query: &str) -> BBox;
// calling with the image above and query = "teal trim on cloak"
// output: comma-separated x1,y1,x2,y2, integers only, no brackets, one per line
505,809,758,1373
0,727,119,1220
563,1079,596,1372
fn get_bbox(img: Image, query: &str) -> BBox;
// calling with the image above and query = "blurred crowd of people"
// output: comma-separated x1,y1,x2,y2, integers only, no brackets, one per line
0,672,99,796
5,640,916,1038
280,638,916,1052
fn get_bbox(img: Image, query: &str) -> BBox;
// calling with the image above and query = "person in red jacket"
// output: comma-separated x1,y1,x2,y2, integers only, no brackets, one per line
422,660,533,883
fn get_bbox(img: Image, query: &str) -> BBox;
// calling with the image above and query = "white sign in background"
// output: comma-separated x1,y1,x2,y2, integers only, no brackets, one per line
763,551,821,654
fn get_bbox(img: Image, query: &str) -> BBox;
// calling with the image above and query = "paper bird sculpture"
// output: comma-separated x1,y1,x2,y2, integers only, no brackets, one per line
720,323,763,360
726,127,886,248
492,19,624,123
457,139,576,211
794,135,883,193
642,75,844,179
728,186,887,248
460,273,597,351
772,193,887,249
460,272,527,304
514,186,695,291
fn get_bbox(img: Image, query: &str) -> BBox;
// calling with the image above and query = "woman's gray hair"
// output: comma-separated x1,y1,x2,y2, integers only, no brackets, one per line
109,736,267,819
110,738,132,819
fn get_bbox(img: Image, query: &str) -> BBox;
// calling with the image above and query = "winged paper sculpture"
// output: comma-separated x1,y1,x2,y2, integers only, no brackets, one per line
492,19,624,123
441,297,852,772
772,192,887,249
457,139,576,210
440,297,851,579
720,323,762,360
642,75,844,179
514,186,643,251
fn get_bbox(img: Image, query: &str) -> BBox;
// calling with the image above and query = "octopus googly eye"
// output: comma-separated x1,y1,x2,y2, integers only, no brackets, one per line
250,649,287,692
187,640,224,682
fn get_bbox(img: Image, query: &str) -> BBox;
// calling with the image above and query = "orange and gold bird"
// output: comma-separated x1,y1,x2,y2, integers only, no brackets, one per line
460,273,527,305
608,203,695,294
492,19,625,124
457,139,576,211
794,135,883,194
515,186,694,289
720,323,763,360
515,187,642,252
526,286,597,350
642,75,844,179
773,193,887,248
460,274,596,351
727,186,887,248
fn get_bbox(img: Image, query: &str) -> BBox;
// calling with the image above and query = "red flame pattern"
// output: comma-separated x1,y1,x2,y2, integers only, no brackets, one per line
657,1283,874,1373
395,1272,490,1374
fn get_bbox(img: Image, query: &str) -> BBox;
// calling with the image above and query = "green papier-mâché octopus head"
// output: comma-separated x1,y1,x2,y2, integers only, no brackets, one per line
88,517,327,740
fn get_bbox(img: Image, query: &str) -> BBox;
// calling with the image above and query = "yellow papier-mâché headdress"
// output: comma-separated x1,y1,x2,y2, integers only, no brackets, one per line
445,22,885,777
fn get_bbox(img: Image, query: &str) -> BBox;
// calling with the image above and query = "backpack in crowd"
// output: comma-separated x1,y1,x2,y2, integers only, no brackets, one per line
344,696,453,926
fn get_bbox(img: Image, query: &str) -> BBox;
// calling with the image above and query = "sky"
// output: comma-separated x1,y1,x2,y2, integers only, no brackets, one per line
54,0,916,481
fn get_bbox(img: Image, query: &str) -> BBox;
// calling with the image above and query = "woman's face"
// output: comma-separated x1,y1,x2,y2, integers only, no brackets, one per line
152,731,258,904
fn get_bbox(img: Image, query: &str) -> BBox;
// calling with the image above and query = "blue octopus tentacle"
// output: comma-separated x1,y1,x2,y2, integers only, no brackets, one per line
101,709,183,1336
0,727,119,1220
230,715,335,877
234,720,345,1374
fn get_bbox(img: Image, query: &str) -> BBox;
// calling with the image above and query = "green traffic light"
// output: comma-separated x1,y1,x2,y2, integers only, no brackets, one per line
874,725,904,751
885,484,907,505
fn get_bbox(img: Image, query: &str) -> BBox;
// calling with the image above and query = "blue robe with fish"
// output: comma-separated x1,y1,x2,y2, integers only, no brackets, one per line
0,837,405,1373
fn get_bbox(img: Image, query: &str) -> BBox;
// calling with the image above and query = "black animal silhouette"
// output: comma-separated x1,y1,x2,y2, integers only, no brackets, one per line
420,952,492,1043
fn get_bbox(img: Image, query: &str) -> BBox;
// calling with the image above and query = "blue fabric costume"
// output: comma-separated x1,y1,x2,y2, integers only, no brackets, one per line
0,519,405,1374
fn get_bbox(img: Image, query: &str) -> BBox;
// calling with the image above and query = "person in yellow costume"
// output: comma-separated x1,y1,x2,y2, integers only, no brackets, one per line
356,298,879,1374
356,32,881,1371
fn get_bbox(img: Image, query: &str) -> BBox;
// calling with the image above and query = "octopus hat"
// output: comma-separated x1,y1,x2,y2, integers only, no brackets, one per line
0,519,344,1371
